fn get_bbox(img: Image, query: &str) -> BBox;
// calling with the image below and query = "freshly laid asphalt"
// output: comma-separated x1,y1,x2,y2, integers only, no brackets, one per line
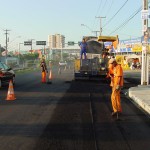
128,85,150,117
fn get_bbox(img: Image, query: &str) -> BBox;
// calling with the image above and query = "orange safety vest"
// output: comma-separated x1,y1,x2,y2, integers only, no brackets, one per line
113,64,123,87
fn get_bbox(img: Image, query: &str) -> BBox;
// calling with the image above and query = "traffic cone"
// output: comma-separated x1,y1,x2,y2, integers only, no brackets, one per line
47,69,52,84
6,80,16,100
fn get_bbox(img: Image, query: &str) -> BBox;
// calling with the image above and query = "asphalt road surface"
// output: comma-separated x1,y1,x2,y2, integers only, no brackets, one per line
0,67,149,150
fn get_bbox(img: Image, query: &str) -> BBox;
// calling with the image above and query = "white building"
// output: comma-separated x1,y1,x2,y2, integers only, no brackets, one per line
48,34,65,49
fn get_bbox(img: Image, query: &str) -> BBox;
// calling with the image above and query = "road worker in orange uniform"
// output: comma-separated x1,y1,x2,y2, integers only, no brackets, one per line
109,58,124,116
40,58,48,83
106,58,114,86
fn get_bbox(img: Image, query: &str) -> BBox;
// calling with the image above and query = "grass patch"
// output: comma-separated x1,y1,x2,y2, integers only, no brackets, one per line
15,68,40,75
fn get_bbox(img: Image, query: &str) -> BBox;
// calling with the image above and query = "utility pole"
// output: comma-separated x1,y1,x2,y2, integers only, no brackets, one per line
92,31,100,37
31,39,34,51
95,16,106,36
4,29,10,64
141,0,149,85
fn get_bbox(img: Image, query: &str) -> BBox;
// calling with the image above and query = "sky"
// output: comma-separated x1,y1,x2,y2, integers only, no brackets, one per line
0,0,146,51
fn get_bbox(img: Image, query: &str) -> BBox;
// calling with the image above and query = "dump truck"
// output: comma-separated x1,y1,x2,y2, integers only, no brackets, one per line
74,35,118,80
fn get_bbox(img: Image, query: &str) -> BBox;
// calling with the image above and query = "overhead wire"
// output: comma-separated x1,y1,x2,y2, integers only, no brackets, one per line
91,0,114,35
92,0,104,31
109,6,142,35
103,0,129,28
101,0,108,13
109,0,150,35
104,0,114,17
108,0,150,35
95,0,103,17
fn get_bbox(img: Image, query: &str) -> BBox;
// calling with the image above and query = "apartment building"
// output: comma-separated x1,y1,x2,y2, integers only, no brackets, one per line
48,34,65,49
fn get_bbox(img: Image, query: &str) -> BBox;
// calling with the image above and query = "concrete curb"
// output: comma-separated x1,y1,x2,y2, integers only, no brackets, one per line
129,86,150,115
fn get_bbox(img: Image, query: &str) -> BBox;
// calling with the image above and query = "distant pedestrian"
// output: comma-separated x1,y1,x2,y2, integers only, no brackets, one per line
40,58,48,83
109,58,124,116
79,38,87,59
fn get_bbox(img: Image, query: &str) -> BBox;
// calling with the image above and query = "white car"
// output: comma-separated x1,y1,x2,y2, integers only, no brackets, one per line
59,61,67,66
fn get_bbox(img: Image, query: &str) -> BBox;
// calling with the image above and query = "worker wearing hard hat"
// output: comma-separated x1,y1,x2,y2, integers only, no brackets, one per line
109,58,124,116
40,58,48,83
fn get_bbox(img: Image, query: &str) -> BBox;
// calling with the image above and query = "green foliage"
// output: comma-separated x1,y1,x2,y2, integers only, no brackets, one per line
63,53,69,59
20,53,39,60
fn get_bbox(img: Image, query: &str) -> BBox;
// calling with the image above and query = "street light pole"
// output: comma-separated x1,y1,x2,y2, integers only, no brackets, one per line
81,24,100,37
18,43,23,63
81,24,93,33
141,0,149,85
8,36,21,45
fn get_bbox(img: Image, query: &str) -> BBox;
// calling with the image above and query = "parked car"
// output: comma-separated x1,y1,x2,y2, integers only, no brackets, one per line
0,61,15,87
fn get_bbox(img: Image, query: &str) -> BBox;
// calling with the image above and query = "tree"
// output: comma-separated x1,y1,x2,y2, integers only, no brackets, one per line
22,53,39,60
0,47,6,56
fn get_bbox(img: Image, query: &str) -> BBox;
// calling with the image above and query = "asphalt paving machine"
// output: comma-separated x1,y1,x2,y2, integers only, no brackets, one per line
74,35,118,80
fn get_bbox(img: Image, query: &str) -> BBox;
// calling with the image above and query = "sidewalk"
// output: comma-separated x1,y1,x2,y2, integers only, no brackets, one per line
128,85,150,116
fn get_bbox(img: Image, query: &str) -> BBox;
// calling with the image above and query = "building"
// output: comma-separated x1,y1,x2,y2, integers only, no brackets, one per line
48,34,65,49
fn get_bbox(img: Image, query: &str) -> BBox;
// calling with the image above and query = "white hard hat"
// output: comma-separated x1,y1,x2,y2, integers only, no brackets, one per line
109,58,116,64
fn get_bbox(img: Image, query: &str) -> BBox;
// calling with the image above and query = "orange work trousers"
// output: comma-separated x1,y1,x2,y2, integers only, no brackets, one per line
41,71,47,83
111,86,122,113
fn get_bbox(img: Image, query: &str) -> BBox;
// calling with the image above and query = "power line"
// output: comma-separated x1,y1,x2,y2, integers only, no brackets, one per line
103,0,128,28
92,0,103,31
108,1,150,35
104,0,114,17
108,6,142,35
0,27,4,30
101,0,108,12
95,0,103,16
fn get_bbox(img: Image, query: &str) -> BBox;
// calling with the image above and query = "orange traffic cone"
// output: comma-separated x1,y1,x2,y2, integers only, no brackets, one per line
47,69,52,84
6,80,16,100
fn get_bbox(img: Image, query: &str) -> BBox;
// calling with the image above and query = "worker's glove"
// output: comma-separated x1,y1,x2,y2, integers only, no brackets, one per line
116,85,120,91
